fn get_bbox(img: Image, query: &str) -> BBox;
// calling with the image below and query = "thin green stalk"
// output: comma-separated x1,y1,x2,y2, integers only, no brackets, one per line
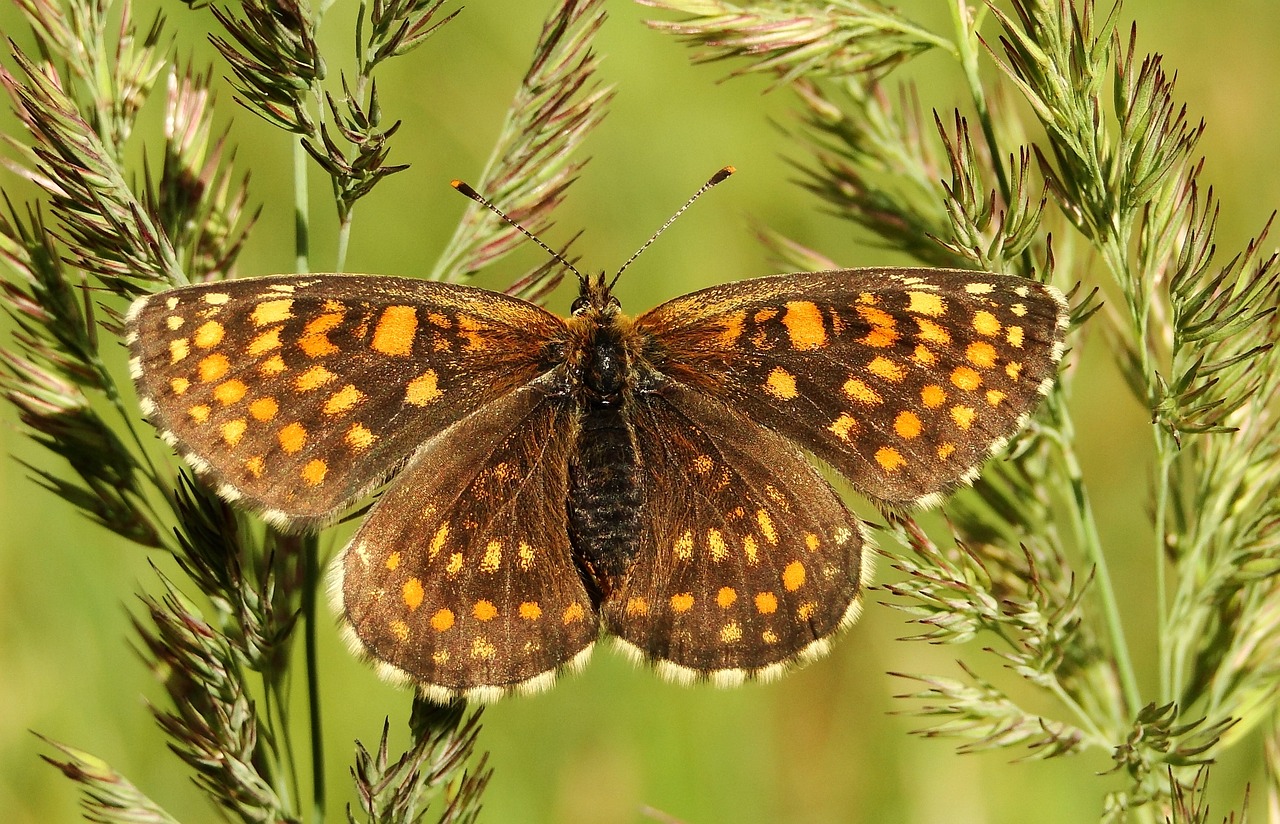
1048,394,1143,722
949,1,1011,205
295,139,311,275
1154,431,1173,704
303,533,325,824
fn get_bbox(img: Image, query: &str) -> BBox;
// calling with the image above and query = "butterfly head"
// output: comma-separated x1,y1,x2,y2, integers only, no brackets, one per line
570,271,621,319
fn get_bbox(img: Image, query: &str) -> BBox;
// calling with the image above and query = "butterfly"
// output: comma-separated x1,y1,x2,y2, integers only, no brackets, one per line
125,186,1067,704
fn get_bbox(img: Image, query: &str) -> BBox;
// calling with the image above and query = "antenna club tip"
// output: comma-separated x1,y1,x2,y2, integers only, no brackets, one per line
712,166,736,184
451,179,483,201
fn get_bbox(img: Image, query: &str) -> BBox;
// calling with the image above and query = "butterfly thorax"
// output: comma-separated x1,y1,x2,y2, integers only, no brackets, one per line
561,279,652,601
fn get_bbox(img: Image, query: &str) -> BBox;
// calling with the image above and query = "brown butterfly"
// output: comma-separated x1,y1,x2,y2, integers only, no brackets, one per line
126,172,1067,702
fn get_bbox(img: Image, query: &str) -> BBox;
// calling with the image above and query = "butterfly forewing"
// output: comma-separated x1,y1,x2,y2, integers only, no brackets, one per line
637,268,1068,507
126,275,564,525
604,382,868,682
334,379,597,702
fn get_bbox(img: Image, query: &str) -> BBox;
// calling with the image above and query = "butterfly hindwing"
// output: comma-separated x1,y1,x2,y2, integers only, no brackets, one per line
126,275,564,526
333,379,598,702
602,381,868,683
636,268,1068,507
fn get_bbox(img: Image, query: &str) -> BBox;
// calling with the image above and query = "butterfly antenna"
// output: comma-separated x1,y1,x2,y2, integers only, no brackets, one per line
609,165,736,291
451,180,586,283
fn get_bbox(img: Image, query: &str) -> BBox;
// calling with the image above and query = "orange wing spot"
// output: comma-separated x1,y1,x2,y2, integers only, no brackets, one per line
720,621,743,643
169,338,190,363
693,454,714,474
1006,361,1024,381
986,390,1007,406
188,404,211,423
386,552,401,571
345,422,376,450
951,405,977,430
1011,302,1028,317
389,620,410,642
708,529,728,561
782,560,806,591
446,552,464,576
674,530,694,561
296,365,336,391
221,419,247,447
829,413,858,441
765,366,799,400
805,533,820,551
626,597,649,617
867,356,906,382
249,397,278,421
798,602,818,621
966,341,998,368
563,603,586,624
324,384,365,415
973,310,1001,336
894,411,923,439
252,299,293,326
707,588,733,610
428,524,449,559
856,305,899,347
757,510,778,545
471,637,496,660
921,384,946,407
248,327,282,356
402,578,425,611
519,601,543,621
856,292,877,305
517,541,535,569
214,379,247,405
405,370,443,406
843,378,882,405
743,535,759,565
753,308,778,323
1006,325,1025,347
716,311,746,346
169,377,190,395
782,301,827,350
755,592,778,614
937,442,956,460
473,600,498,621
762,629,779,644
245,455,265,477
913,345,936,366
951,366,982,391
856,305,896,329
427,312,451,328
916,318,951,346
193,320,225,348
371,305,418,357
480,540,502,573
430,608,455,632
876,446,906,472
907,291,946,317
299,312,343,358
278,422,307,454
302,458,327,486
259,354,286,376
670,593,695,613
198,353,230,382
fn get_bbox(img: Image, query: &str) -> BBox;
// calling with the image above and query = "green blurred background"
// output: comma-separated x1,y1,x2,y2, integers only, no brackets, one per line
2,1,1279,821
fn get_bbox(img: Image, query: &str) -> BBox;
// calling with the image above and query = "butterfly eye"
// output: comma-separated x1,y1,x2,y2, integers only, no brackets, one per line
570,295,589,316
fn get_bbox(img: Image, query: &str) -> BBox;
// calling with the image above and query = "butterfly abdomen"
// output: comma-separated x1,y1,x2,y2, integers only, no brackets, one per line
567,402,643,600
